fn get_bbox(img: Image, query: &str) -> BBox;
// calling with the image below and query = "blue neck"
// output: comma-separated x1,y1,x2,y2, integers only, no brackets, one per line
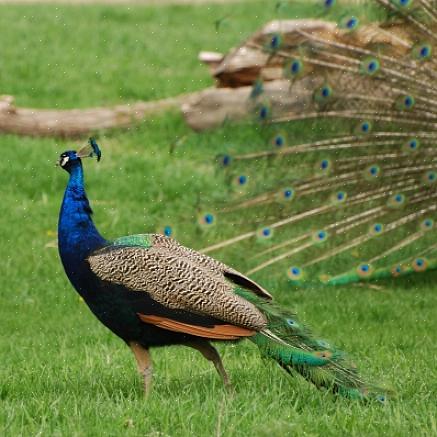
58,162,106,284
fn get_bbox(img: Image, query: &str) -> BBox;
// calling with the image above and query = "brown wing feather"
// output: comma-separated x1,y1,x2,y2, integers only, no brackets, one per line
152,234,272,300
137,314,256,339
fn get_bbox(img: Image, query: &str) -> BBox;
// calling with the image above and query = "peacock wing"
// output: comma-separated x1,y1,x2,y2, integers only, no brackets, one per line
109,233,272,299
151,233,273,299
86,242,267,338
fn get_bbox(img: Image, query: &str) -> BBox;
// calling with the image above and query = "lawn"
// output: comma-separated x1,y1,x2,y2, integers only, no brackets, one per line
1,1,437,436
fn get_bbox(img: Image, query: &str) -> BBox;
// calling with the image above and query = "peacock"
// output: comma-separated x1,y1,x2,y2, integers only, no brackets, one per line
197,0,437,287
57,138,386,400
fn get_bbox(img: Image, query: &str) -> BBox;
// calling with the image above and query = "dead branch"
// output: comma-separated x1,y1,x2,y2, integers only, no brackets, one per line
0,93,200,138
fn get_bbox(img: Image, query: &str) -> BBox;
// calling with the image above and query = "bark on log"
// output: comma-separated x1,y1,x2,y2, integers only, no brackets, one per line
0,93,199,138
183,78,320,131
210,20,336,87
208,19,410,87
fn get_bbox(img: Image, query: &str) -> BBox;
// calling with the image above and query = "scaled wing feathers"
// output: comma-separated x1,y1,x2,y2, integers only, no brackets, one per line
152,234,272,299
87,239,267,331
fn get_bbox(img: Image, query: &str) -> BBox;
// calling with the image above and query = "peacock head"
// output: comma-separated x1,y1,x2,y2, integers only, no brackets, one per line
58,138,101,173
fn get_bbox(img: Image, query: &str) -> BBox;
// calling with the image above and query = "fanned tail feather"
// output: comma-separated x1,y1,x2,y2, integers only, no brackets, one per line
197,0,437,286
236,289,389,401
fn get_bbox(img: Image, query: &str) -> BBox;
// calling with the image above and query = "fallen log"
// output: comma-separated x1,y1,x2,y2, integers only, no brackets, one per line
0,93,199,138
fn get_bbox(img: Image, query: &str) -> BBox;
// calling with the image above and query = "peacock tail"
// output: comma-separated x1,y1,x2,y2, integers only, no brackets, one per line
197,0,437,286
235,288,388,401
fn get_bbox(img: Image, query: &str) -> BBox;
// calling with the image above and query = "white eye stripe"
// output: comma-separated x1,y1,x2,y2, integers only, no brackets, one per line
60,156,70,167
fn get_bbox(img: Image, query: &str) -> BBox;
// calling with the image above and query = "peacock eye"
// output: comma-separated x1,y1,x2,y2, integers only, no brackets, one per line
60,156,70,166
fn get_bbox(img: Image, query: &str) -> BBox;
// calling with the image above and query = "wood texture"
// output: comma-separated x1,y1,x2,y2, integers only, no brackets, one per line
0,93,198,138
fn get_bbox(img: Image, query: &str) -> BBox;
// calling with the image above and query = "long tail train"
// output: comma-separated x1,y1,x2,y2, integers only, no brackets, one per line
194,0,437,287
236,288,389,401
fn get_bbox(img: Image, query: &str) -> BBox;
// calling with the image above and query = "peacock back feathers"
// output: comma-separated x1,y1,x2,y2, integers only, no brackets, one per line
196,0,437,287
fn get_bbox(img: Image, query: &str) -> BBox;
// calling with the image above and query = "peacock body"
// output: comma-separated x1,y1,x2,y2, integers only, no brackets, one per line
56,139,386,400
198,0,437,287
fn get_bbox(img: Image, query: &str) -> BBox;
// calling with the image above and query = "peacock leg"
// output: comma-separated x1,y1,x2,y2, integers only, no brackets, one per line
185,340,231,387
129,341,153,395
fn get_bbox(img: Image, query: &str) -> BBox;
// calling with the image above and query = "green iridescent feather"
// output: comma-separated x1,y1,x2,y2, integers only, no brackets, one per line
236,289,390,401
112,234,152,249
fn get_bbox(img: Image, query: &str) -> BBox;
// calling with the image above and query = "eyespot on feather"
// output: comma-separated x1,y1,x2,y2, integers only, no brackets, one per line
217,154,232,167
271,132,287,148
403,138,420,153
356,263,374,278
159,225,173,238
285,318,300,328
287,266,304,281
257,227,273,241
339,15,359,30
412,43,432,60
254,102,271,122
277,187,295,202
331,190,347,205
284,59,304,78
265,33,282,52
313,84,333,103
387,193,406,208
233,174,248,187
312,230,328,244
198,212,215,227
391,264,404,277
369,223,384,236
360,57,380,76
364,165,381,181
423,171,437,185
316,158,332,175
395,95,415,111
355,120,372,135
420,218,434,231
412,257,428,272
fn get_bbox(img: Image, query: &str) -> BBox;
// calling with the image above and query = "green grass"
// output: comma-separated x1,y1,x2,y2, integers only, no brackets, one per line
0,1,277,108
1,2,437,436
